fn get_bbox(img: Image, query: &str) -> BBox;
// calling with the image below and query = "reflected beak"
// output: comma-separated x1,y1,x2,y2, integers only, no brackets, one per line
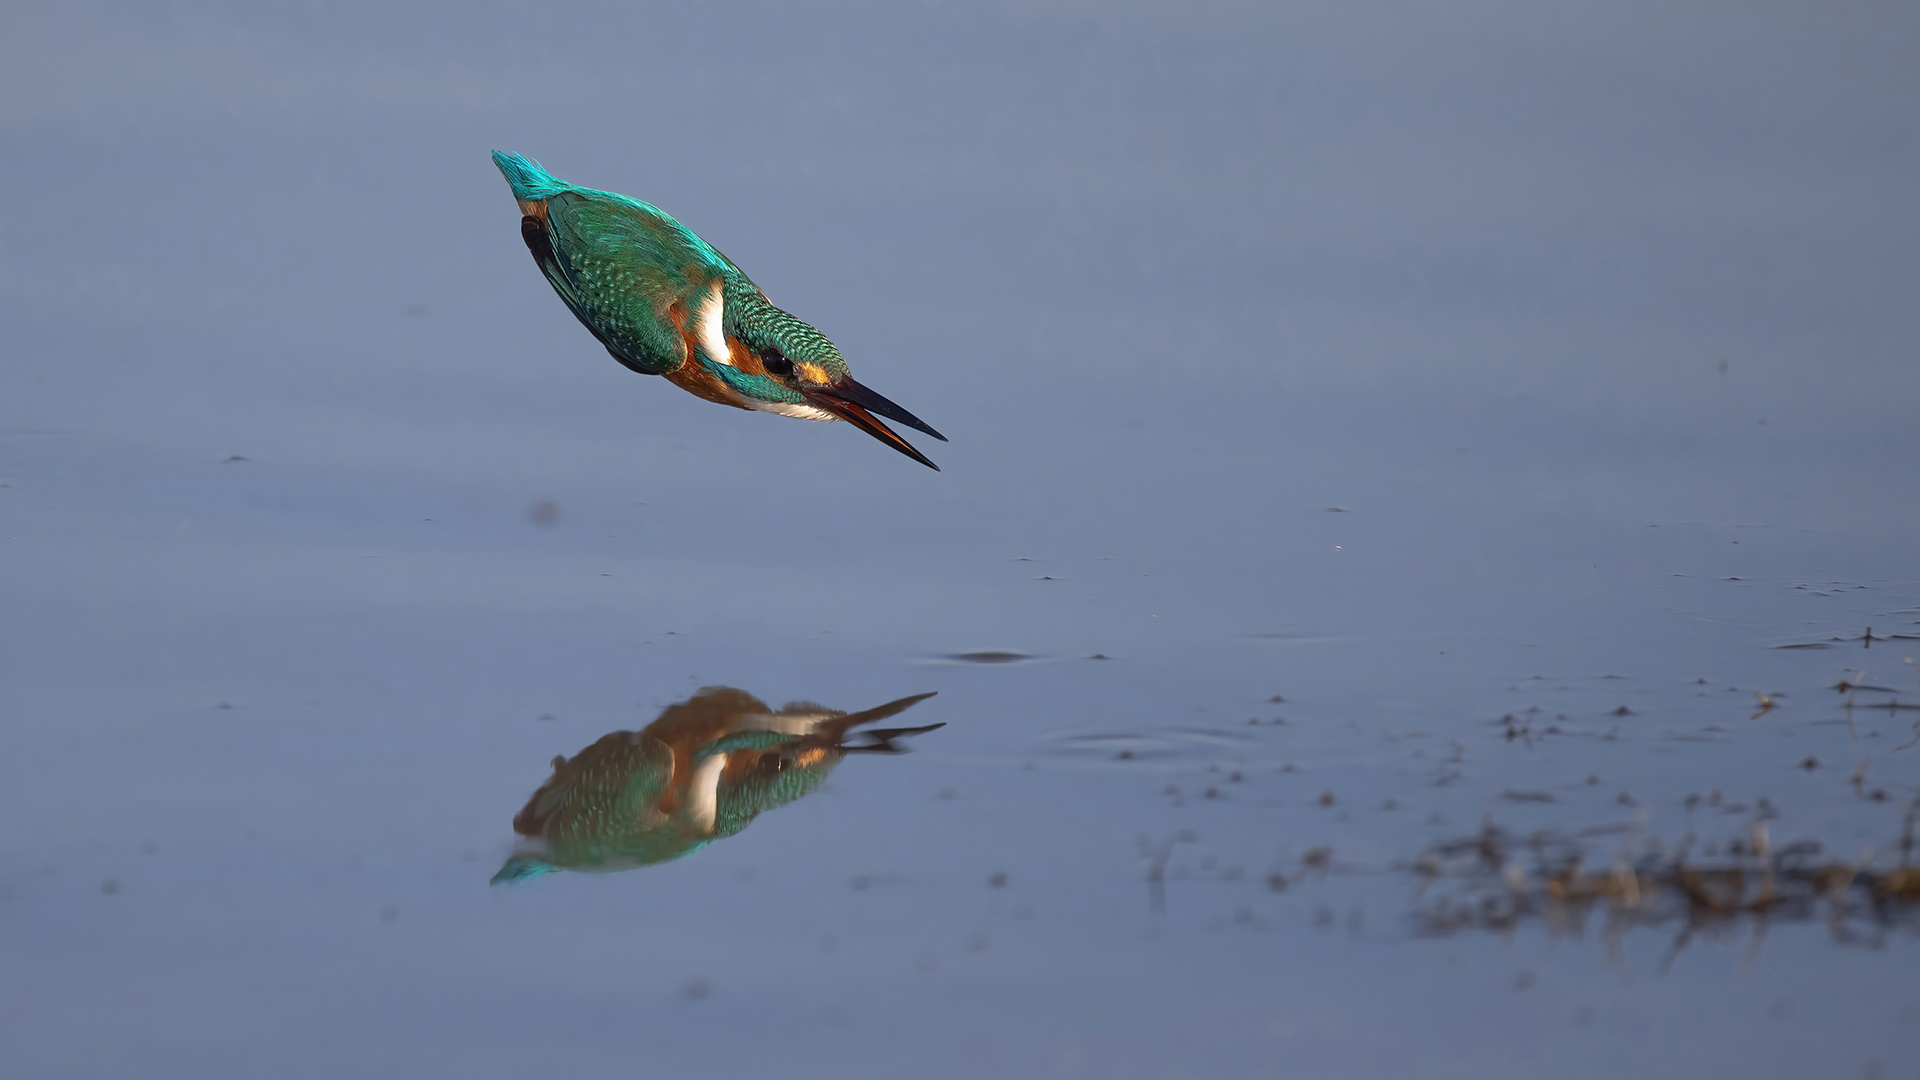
804,377,947,471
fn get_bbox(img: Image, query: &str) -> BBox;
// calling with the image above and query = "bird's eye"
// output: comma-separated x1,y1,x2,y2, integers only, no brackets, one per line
761,349,794,377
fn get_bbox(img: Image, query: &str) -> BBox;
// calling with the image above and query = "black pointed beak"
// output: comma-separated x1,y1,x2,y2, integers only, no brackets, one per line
823,378,946,442
804,377,946,471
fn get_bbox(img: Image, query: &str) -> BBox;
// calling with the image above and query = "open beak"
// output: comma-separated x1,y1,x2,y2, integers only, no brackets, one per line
804,377,947,471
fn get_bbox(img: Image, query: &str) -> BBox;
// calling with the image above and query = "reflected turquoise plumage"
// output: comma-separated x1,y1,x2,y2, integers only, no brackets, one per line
491,151,947,469
493,687,940,883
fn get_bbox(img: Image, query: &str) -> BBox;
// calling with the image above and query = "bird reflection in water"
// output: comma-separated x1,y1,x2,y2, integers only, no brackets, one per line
493,687,941,883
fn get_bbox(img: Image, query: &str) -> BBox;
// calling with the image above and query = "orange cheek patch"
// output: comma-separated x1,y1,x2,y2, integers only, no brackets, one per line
797,362,829,385
665,357,751,410
728,336,759,373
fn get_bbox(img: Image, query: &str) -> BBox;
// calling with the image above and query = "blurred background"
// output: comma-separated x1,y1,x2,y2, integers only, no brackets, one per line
3,3,1917,1077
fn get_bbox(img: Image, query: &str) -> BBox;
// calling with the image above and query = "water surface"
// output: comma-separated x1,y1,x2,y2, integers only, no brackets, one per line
3,3,1919,1077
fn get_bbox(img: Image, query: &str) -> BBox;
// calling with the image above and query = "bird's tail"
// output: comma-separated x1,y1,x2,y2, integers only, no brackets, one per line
491,151,570,202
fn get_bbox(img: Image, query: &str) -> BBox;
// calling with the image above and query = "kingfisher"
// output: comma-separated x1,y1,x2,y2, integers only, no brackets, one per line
492,687,942,883
491,151,946,469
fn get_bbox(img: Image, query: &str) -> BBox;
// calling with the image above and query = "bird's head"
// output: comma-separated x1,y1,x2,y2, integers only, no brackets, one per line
713,309,948,470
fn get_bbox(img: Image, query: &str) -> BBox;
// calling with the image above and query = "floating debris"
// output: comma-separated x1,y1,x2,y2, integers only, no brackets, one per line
1502,790,1556,803
1410,809,1920,966
1140,830,1198,915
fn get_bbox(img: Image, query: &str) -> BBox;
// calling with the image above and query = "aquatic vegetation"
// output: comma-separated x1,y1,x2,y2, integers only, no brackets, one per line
1410,804,1920,969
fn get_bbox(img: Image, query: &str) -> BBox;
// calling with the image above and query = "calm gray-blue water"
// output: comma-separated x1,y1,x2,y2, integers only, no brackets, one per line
4,3,1918,1077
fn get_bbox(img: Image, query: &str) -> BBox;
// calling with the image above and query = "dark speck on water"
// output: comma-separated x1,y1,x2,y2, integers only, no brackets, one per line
948,651,1031,664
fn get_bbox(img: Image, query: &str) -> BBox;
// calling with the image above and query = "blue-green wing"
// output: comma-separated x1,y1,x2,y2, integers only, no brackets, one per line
534,191,746,376
512,731,674,845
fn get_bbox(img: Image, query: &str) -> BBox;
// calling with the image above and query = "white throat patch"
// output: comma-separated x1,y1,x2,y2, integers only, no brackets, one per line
750,400,836,422
693,279,733,367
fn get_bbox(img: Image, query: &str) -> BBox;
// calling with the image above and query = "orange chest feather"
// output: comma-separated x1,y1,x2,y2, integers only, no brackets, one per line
659,295,755,409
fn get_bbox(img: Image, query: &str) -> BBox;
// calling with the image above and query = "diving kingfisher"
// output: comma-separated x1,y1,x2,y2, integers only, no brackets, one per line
491,151,946,469
493,687,942,883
